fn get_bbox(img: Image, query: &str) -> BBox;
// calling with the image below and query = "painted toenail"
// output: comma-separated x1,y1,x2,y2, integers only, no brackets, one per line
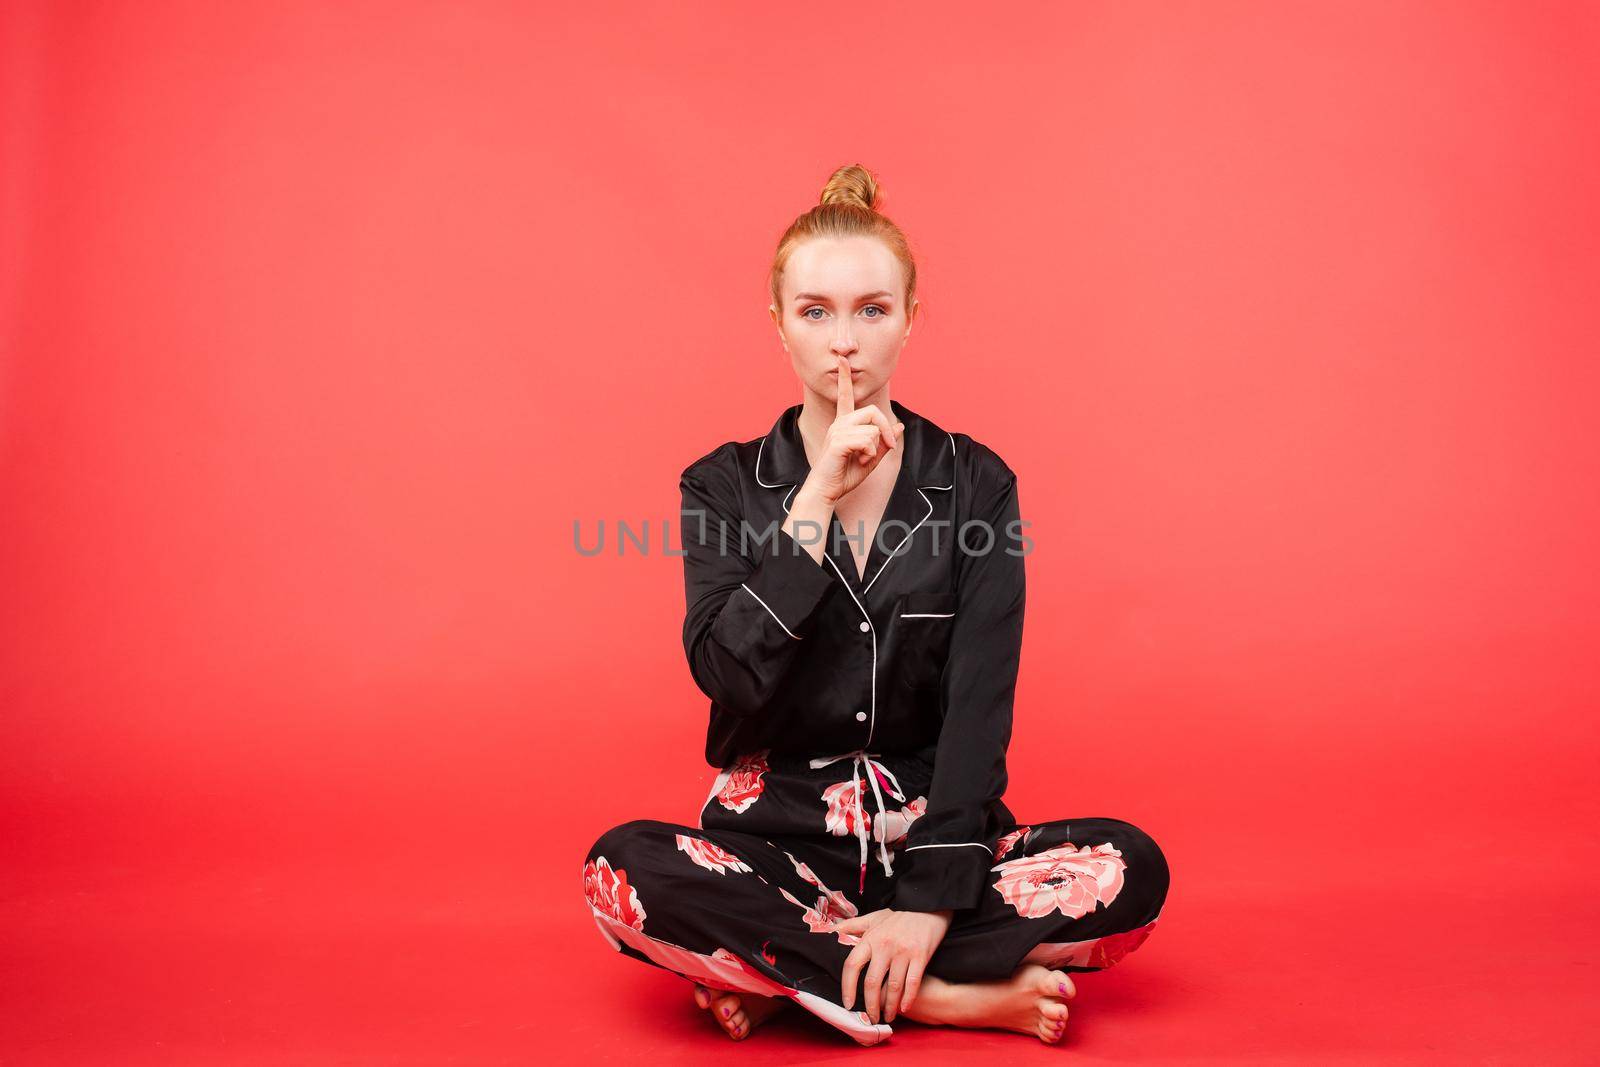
1058,981,1067,992
722,1007,731,1017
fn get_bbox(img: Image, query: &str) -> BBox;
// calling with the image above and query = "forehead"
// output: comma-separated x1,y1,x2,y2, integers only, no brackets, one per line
782,236,903,301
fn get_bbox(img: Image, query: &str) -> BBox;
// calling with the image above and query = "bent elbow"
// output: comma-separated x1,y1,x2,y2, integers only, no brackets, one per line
686,638,777,718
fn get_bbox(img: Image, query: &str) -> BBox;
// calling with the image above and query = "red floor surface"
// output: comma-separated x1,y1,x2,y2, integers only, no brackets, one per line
4,752,1598,1063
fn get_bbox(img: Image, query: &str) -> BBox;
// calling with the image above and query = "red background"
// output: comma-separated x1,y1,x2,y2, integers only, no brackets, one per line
3,2,1597,1062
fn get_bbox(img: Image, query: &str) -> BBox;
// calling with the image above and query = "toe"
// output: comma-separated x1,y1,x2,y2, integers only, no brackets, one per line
1042,1000,1070,1023
693,985,710,1009
1046,969,1077,1000
713,992,741,1020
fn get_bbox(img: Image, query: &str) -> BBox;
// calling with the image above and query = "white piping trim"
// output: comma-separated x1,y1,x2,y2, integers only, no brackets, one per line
759,426,954,490
922,431,957,491
861,488,934,594
754,434,790,488
757,415,959,749
904,841,995,853
822,554,877,746
776,484,878,748
739,583,800,639
858,433,957,593
900,612,955,619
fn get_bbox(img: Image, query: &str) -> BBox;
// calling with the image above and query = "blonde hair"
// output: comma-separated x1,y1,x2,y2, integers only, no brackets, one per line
769,163,918,315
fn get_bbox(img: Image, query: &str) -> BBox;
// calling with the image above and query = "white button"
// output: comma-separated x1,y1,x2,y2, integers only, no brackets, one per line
858,621,870,632
855,711,868,721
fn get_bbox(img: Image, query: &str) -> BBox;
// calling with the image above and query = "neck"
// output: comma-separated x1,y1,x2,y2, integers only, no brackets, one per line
797,383,893,466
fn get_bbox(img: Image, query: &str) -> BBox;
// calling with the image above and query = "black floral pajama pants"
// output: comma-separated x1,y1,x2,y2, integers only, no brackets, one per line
582,752,1171,1046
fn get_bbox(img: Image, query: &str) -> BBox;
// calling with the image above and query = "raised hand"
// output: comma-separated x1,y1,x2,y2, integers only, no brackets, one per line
804,355,905,504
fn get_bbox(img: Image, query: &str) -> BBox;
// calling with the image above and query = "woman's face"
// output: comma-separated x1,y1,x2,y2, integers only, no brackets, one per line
771,235,916,406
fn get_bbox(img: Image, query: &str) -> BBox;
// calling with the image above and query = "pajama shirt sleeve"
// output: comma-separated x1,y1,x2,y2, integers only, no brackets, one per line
679,449,837,717
887,460,1026,913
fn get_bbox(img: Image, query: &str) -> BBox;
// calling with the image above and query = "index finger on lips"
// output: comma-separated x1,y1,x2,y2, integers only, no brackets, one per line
835,355,854,418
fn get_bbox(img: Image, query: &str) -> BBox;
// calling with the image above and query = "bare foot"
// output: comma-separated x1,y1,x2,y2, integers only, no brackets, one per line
692,983,788,1041
901,963,1076,1044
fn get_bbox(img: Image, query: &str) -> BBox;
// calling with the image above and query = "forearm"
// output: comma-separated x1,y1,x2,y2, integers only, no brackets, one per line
680,466,837,716
781,479,837,567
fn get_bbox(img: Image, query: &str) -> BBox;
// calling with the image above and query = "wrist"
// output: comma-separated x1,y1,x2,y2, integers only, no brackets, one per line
896,907,953,923
795,478,840,508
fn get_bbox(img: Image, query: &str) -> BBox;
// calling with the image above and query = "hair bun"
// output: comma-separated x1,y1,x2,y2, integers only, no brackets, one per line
819,164,879,211
770,163,916,316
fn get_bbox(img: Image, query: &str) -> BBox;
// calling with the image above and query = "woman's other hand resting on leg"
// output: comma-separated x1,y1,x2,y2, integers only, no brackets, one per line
835,908,952,1024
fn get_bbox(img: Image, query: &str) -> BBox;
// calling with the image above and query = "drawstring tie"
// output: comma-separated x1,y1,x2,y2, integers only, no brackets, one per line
808,750,906,892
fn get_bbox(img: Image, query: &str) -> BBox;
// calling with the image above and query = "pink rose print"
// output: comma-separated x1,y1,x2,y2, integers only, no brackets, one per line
994,825,1031,860
675,834,753,875
1084,920,1156,968
1022,918,1159,971
870,795,928,846
716,750,770,813
784,851,859,926
822,779,871,836
991,841,1127,920
583,855,647,931
779,885,861,945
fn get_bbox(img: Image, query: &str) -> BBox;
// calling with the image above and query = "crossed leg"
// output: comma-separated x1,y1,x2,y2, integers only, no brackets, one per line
583,815,1169,1046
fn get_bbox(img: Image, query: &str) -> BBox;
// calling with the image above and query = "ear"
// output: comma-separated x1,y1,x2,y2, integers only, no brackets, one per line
770,304,789,351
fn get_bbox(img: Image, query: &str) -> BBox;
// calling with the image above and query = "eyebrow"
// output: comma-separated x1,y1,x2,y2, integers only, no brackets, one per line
792,291,894,304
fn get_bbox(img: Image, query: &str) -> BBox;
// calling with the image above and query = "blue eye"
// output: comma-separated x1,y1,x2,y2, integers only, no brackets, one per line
803,304,886,320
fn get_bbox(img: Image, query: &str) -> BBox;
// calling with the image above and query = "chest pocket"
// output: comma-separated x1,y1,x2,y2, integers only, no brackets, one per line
892,591,958,691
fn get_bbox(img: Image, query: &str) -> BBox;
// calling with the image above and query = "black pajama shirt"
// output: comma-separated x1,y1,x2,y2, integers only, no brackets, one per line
583,399,1171,1045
